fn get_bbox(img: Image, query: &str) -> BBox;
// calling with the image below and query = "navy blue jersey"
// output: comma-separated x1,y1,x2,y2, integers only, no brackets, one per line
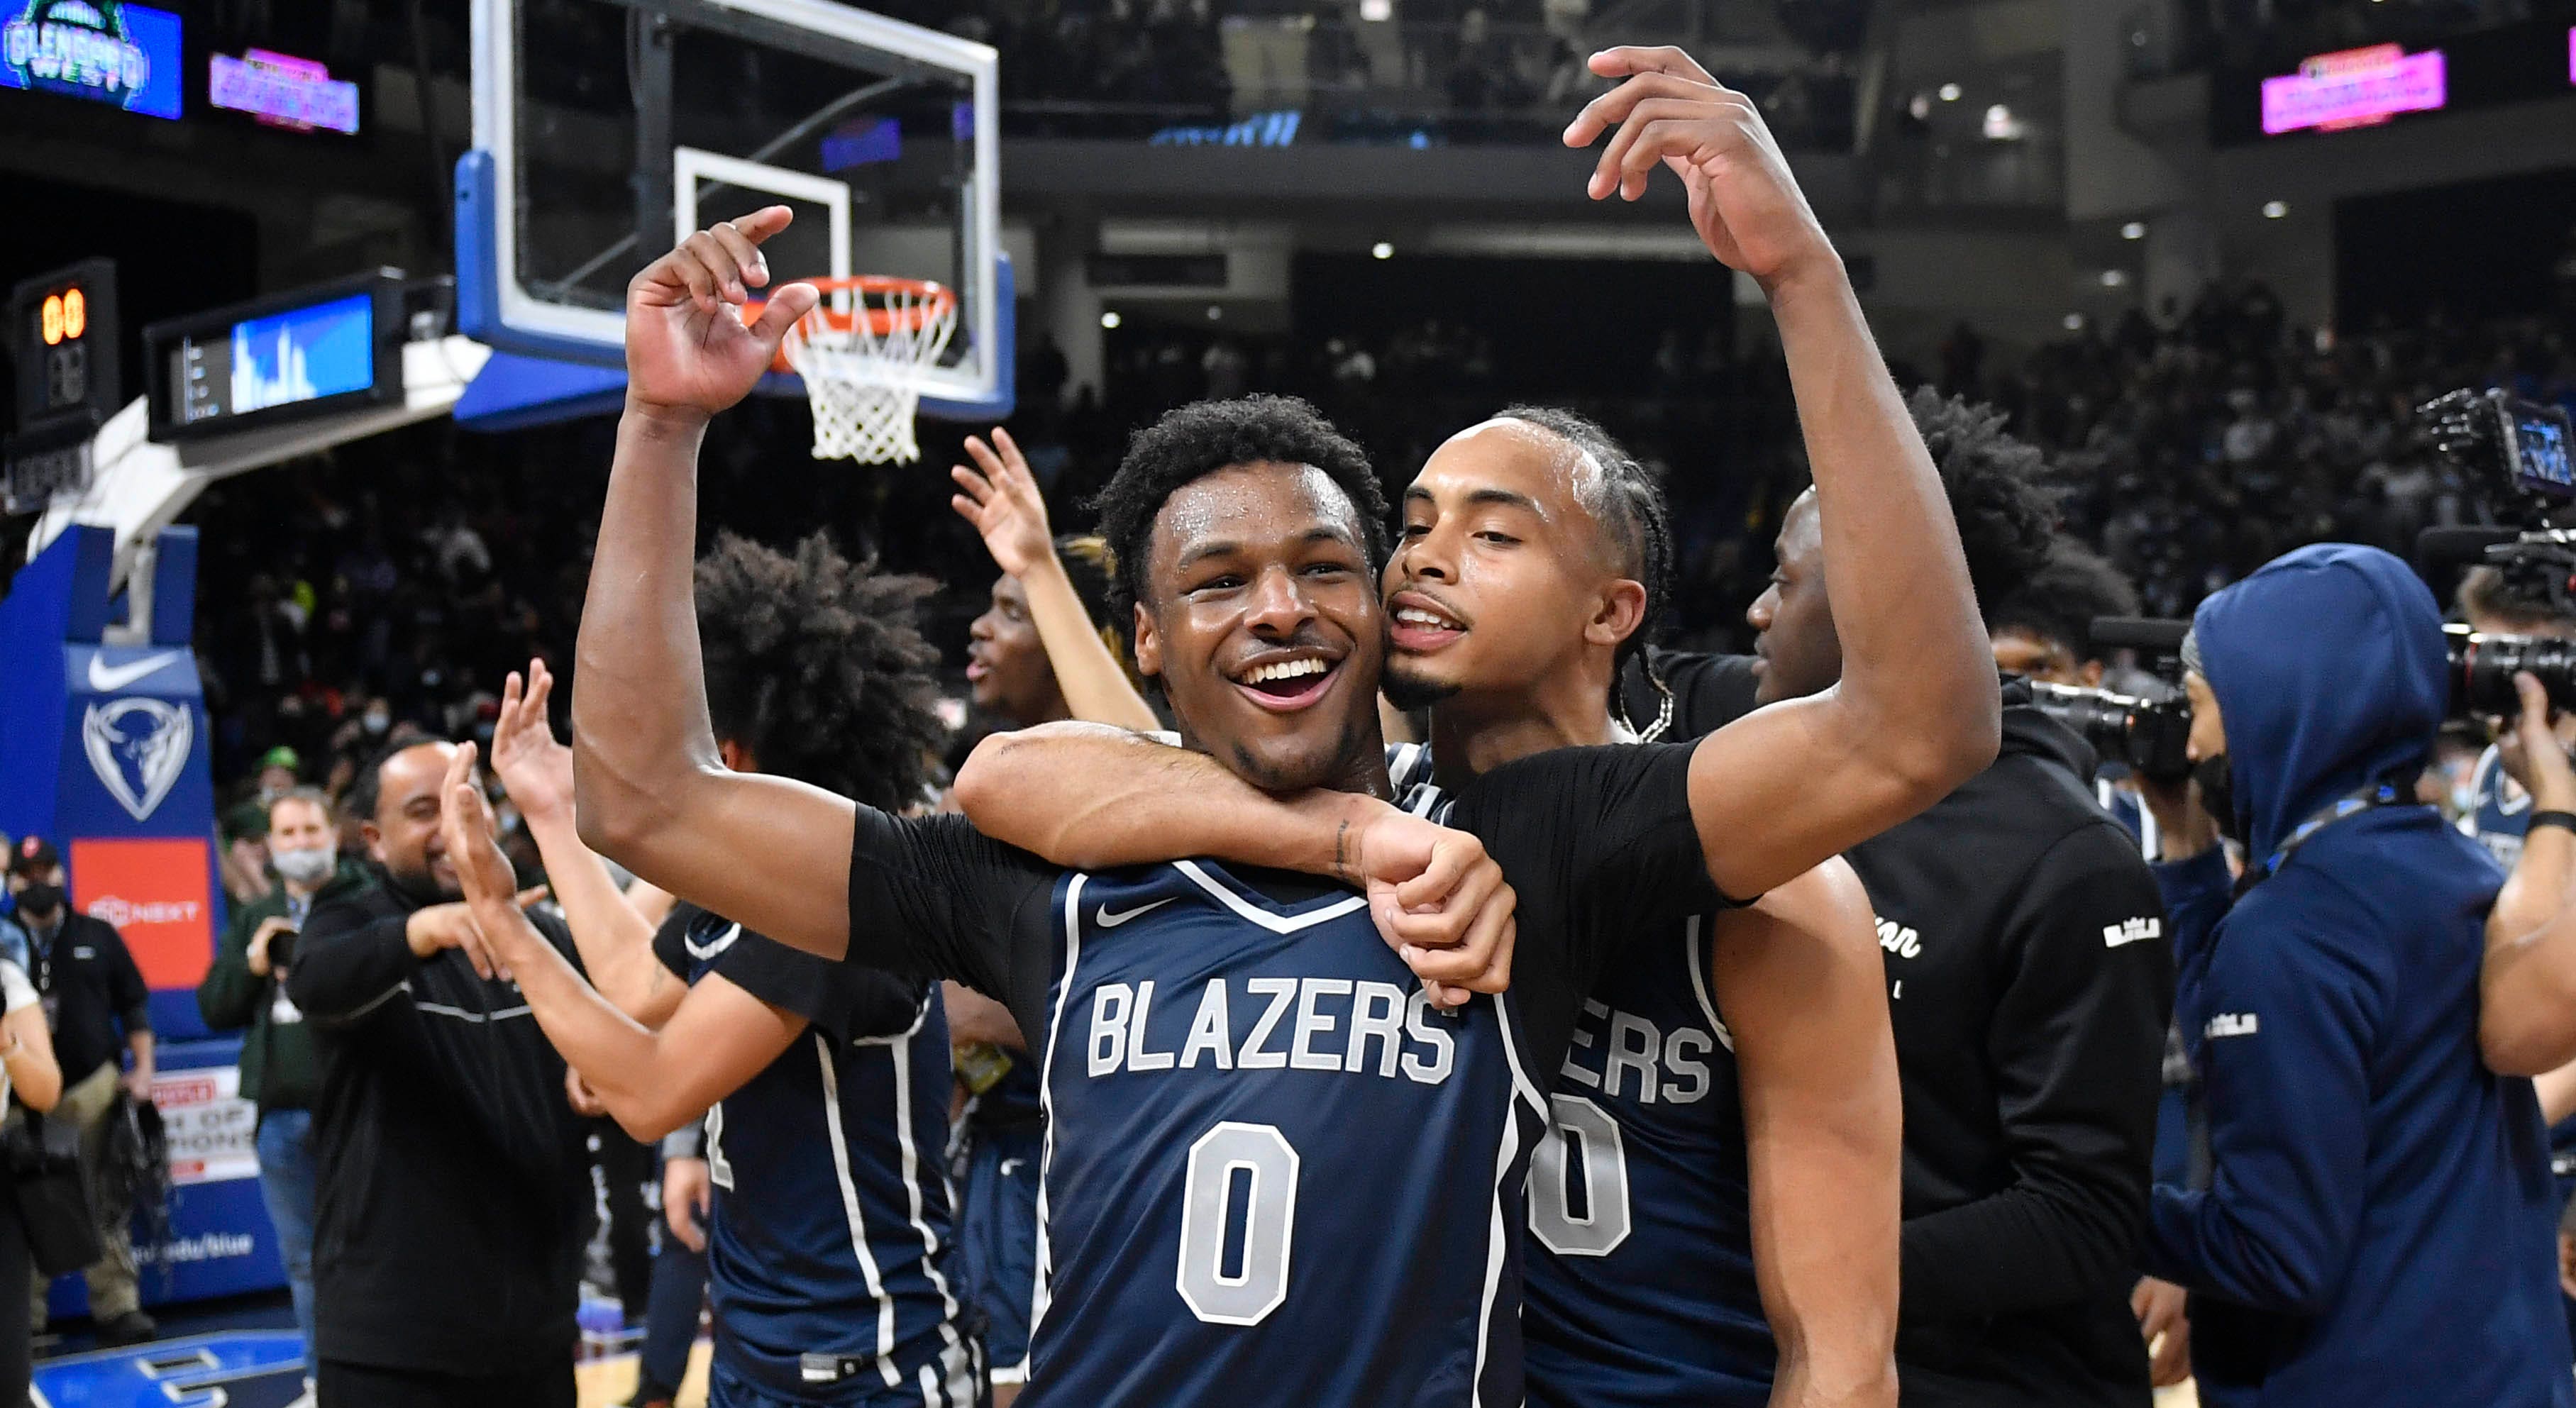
844,743,1721,1407
654,907,978,1405
1394,744,1771,1407
2461,749,2576,1289
2462,743,2532,870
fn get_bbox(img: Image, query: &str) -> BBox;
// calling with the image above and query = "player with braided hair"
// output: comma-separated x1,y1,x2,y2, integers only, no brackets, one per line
1363,404,1898,1407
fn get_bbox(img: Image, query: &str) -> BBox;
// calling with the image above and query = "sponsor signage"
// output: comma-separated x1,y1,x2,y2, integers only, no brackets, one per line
71,836,212,988
2261,43,2447,135
209,47,358,133
149,1065,259,1185
0,0,182,120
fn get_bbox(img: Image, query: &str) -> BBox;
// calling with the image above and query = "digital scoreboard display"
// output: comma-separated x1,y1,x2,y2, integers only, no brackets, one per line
170,292,375,427
143,272,404,441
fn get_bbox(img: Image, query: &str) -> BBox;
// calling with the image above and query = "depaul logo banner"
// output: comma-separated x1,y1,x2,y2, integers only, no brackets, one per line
0,524,222,1026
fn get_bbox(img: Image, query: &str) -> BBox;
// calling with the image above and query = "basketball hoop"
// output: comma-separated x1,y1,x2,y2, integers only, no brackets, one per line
771,275,958,464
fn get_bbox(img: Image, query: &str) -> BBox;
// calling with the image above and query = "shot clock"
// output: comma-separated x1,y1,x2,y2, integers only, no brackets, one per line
4,258,119,514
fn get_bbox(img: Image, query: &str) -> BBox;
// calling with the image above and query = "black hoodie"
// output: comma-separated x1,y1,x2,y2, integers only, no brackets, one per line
1623,659,2175,1407
285,866,590,1375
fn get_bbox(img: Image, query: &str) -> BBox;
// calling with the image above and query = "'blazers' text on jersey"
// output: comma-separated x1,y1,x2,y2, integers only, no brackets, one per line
841,743,1721,1407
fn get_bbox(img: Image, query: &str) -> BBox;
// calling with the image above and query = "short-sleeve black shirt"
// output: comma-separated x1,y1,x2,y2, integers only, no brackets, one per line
841,741,1722,1075
651,904,927,1045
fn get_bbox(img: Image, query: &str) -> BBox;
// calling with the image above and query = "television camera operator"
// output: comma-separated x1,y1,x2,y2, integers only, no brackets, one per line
1625,390,2177,1407
2134,542,2572,1408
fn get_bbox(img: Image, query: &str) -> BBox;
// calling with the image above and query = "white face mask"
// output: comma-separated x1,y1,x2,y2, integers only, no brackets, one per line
272,846,338,887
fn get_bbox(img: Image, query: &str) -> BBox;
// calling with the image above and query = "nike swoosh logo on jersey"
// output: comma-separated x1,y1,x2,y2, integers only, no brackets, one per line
88,650,184,693
683,922,743,961
1095,898,1176,928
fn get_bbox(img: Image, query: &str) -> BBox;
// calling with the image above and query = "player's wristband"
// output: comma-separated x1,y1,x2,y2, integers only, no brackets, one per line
2529,811,2576,836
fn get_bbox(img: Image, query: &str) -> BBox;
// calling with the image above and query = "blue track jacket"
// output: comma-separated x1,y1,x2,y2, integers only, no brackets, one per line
2145,543,2572,1407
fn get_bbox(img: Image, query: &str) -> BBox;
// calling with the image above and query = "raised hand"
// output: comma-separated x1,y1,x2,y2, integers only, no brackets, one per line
1348,808,1518,1007
490,659,575,826
624,206,821,421
1564,46,1835,289
951,428,1056,579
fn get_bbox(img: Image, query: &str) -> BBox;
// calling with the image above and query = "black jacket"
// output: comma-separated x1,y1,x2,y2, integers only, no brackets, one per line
21,911,149,1085
195,861,370,1113
284,867,590,1375
1624,658,2175,1407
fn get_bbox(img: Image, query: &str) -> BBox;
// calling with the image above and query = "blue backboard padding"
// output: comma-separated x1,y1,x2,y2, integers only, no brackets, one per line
454,350,632,431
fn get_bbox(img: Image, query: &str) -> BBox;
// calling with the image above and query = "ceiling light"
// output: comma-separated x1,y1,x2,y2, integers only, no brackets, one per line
2262,200,2289,219
1938,82,1962,101
1371,242,1394,260
1100,310,1121,329
2121,221,2147,240
2101,270,2128,287
1206,305,1223,321
2062,313,2084,331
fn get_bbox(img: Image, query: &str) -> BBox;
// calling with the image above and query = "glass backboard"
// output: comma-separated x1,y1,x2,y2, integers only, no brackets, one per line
456,0,1009,421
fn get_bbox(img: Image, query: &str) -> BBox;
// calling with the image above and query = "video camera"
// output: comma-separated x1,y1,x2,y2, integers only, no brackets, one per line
2414,388,2576,719
2025,617,2195,781
2025,392,2576,775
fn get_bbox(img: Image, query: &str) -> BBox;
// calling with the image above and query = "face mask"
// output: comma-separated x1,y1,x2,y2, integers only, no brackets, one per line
11,883,62,919
272,846,337,887
2192,753,2243,844
363,710,391,736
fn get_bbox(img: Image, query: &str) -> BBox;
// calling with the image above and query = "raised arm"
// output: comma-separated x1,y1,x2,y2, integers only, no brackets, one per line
1567,48,1998,899
951,429,1159,731
446,743,803,1141
570,209,858,961
2482,672,2576,1075
1708,859,1900,1408
956,722,1513,999
490,658,681,1026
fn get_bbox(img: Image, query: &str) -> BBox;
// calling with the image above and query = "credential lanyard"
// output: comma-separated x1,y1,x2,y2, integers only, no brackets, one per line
2250,780,2416,887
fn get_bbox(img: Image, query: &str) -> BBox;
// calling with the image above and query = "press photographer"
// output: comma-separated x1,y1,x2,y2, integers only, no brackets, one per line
2135,543,2570,1407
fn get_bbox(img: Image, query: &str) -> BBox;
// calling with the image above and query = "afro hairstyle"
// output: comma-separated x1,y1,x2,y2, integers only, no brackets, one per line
695,530,947,814
1987,539,2141,660
1906,386,2061,614
1086,395,1388,629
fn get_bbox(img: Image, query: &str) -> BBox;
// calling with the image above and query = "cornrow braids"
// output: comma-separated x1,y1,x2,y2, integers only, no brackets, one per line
694,531,947,814
1493,405,1680,740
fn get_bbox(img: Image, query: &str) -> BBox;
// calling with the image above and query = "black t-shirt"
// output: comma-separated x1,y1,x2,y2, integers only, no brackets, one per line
841,741,1722,1073
650,903,925,1044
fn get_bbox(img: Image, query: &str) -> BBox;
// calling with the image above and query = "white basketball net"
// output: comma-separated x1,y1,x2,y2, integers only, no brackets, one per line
780,282,958,464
